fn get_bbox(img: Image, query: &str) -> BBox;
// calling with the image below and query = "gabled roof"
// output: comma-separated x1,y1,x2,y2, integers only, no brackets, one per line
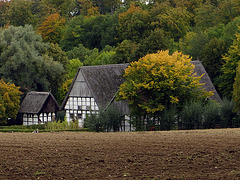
191,60,222,103
19,92,59,114
61,64,129,110
61,62,222,110
81,64,129,107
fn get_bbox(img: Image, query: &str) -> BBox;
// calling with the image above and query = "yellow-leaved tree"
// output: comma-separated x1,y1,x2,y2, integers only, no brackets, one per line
38,13,65,44
117,50,212,116
0,79,21,125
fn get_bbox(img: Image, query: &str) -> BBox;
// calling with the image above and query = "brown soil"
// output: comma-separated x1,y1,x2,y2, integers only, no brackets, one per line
0,129,240,180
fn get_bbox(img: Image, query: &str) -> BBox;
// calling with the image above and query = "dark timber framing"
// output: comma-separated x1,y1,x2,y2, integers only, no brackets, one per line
18,92,59,125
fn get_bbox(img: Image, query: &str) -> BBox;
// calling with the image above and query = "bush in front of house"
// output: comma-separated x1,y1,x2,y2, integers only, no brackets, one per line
203,100,221,129
159,106,177,131
85,106,123,132
177,99,240,130
180,101,204,130
219,98,239,128
45,117,80,131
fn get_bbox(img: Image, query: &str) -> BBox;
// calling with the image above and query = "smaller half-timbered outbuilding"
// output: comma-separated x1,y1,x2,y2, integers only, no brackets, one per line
18,92,59,125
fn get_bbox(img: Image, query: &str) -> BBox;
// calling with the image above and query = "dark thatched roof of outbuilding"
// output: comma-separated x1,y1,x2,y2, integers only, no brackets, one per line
19,92,59,114
61,62,222,110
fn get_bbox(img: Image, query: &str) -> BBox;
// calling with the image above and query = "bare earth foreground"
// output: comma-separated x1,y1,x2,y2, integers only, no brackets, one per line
0,129,240,180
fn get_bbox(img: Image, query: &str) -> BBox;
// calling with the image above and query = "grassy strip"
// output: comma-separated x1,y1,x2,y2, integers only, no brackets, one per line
0,121,88,133
0,128,88,133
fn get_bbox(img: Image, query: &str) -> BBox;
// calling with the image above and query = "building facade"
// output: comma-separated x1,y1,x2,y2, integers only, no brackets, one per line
18,92,59,125
61,61,222,131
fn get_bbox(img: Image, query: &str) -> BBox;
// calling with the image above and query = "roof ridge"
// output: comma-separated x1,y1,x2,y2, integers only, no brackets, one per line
81,63,129,69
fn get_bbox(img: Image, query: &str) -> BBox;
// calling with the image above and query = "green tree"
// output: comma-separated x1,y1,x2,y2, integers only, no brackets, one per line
0,25,65,98
201,37,227,82
82,48,99,65
0,79,21,125
58,15,84,51
74,0,95,16
99,14,119,48
117,50,212,116
44,43,69,102
113,40,140,64
39,0,76,18
194,1,218,29
67,58,83,79
151,6,192,40
91,50,116,65
223,16,240,48
46,43,69,70
117,2,151,43
60,14,119,51
0,1,10,28
175,0,203,14
85,106,123,132
217,0,240,24
57,58,83,103
135,28,171,59
233,61,240,111
218,30,240,99
179,30,209,60
92,0,122,15
206,23,226,40
6,0,34,26
67,44,92,62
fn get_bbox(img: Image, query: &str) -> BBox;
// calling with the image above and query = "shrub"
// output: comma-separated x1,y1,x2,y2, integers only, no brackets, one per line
56,111,66,122
203,100,221,129
180,101,204,130
219,98,238,128
159,106,177,130
45,117,79,130
129,115,145,131
84,113,103,132
85,106,123,132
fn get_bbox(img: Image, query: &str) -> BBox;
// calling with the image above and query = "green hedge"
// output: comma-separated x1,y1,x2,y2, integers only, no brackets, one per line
0,121,88,133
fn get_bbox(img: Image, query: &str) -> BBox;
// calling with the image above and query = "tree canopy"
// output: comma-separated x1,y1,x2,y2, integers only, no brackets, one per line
218,30,240,99
0,25,66,102
38,13,66,44
0,79,21,125
117,50,212,116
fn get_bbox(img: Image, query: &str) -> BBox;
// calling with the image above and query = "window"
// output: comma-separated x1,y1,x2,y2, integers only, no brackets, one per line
86,106,91,111
78,106,82,110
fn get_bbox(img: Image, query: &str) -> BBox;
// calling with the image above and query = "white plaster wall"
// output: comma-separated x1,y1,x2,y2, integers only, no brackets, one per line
64,96,99,128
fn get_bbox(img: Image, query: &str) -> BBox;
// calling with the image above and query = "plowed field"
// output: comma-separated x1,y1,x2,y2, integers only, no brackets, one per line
0,129,240,179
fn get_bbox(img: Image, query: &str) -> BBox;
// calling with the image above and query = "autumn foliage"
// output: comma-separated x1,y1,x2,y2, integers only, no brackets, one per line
0,79,21,124
38,13,65,43
117,50,212,115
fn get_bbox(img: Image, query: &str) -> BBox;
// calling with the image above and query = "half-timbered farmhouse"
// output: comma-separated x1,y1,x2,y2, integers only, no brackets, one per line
18,92,59,125
61,63,131,130
61,61,221,131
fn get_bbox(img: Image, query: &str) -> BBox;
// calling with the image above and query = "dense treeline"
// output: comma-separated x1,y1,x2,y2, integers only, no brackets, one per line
1,0,240,125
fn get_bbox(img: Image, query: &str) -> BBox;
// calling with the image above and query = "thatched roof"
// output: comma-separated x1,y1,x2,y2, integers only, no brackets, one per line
61,62,221,111
81,64,129,107
191,60,222,103
19,92,59,114
61,64,129,111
